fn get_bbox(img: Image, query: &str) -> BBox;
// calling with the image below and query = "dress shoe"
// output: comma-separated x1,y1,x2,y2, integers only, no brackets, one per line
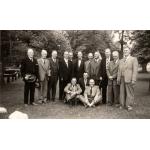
31,102,38,106
107,103,113,106
127,106,133,111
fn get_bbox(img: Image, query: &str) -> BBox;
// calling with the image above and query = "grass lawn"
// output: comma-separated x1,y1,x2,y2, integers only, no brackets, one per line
0,73,150,119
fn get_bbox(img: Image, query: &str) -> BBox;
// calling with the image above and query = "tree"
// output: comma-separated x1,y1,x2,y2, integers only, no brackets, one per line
67,30,117,58
132,30,150,71
111,30,135,58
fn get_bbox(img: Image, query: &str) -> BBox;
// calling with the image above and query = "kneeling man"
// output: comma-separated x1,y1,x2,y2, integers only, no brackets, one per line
79,79,102,107
64,78,82,105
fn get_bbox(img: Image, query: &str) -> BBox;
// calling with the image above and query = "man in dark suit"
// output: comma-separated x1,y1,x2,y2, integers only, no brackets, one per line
47,50,59,102
21,48,39,106
89,51,102,85
78,72,89,95
106,51,120,106
73,51,85,81
59,51,73,100
100,48,112,104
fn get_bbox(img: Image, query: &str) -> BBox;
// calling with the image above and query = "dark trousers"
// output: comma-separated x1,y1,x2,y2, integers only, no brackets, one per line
59,78,69,100
47,76,58,101
100,78,108,104
24,82,35,104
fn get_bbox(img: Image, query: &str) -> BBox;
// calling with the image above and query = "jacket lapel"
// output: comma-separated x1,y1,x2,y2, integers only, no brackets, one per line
40,58,48,71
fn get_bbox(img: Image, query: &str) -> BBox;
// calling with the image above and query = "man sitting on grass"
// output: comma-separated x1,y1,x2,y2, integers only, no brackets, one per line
64,77,82,106
79,79,102,108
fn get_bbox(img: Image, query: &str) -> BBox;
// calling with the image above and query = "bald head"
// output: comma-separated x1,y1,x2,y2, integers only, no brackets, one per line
52,50,57,59
105,48,111,58
69,52,73,61
123,47,131,57
89,79,95,87
27,48,34,59
41,49,47,59
112,51,119,61
88,53,93,60
77,51,83,59
64,51,69,59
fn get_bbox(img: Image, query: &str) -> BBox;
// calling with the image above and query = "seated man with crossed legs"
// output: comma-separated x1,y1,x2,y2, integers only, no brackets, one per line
79,79,102,108
64,77,82,106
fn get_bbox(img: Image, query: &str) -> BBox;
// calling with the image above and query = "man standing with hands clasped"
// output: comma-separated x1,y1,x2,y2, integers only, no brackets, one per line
21,48,39,106
117,47,138,111
107,51,120,106
37,50,50,104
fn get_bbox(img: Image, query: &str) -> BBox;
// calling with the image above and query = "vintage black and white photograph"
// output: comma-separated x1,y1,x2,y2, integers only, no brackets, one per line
0,30,150,119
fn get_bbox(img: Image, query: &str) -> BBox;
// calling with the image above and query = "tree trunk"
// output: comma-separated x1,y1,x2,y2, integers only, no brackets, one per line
120,30,124,58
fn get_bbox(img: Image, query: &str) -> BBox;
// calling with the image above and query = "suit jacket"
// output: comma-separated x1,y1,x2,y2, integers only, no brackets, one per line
78,77,89,94
21,57,38,80
84,60,91,74
107,60,120,79
99,57,113,86
49,58,59,78
59,58,73,82
37,58,50,81
117,56,138,83
107,60,120,86
84,85,100,97
64,83,82,94
89,59,101,80
73,59,85,80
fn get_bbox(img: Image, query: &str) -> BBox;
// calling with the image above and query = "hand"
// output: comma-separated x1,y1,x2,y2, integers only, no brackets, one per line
109,76,113,80
61,78,63,81
131,80,136,85
100,77,102,80
117,80,120,85
25,76,29,80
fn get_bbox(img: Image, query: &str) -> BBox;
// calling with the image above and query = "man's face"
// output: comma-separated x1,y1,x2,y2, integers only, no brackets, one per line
88,53,93,60
41,52,47,59
105,49,111,58
71,78,77,85
83,73,88,79
69,53,73,60
27,49,34,58
123,49,130,57
52,52,57,59
94,52,99,59
64,52,69,59
112,52,119,61
78,52,82,59
89,80,95,87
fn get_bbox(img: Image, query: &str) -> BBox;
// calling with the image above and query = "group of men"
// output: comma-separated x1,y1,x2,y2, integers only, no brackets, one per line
21,47,138,111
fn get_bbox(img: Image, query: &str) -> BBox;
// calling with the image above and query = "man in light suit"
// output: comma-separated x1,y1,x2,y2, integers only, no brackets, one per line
89,51,102,85
37,50,50,103
107,51,120,106
64,78,82,105
79,79,102,108
84,53,93,74
117,47,138,111
47,50,59,102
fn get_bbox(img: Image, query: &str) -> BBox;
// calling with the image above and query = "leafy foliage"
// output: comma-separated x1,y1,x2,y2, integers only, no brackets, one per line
132,30,150,64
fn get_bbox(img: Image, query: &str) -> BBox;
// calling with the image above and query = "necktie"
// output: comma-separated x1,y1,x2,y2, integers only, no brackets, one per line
53,58,56,63
124,57,127,63
30,58,33,62
90,87,93,96
106,59,110,69
43,59,45,64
